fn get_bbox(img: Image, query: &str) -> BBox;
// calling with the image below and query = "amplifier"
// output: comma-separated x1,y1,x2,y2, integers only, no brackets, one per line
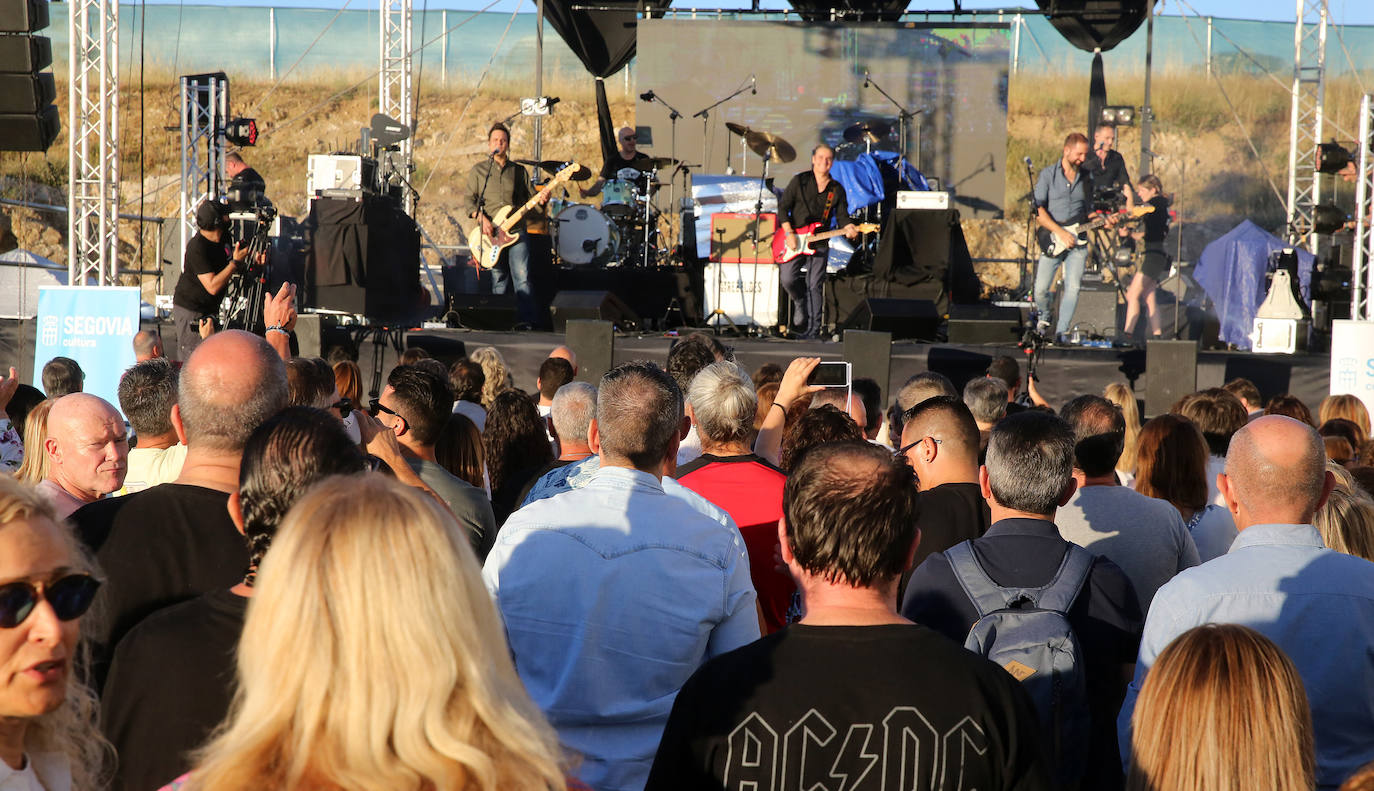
709,212,776,264
306,154,376,199
896,190,950,210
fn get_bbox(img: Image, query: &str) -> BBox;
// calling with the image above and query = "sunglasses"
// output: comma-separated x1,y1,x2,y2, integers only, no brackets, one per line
896,436,942,456
332,398,354,419
621,135,636,142
367,399,408,430
0,574,101,629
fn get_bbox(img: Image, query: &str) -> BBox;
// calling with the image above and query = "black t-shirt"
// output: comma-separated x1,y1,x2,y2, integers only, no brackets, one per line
100,588,247,791
600,151,652,181
173,233,229,315
645,623,1052,791
912,481,992,570
75,484,250,687
900,518,1143,791
1141,194,1170,244
779,171,851,248
1082,149,1131,196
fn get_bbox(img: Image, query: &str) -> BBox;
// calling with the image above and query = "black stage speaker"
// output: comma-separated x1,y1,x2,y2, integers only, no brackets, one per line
1056,278,1119,340
405,333,468,367
566,320,614,385
844,330,892,405
449,293,517,331
306,196,424,322
947,304,1023,345
849,298,941,341
293,313,341,360
0,1,59,152
1145,340,1198,418
549,290,640,333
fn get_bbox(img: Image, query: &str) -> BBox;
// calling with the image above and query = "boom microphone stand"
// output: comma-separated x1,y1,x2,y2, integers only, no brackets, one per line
642,89,684,252
692,75,756,177
860,71,926,174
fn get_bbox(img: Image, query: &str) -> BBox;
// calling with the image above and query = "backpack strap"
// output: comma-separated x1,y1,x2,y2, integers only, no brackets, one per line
1034,544,1096,614
945,541,1013,619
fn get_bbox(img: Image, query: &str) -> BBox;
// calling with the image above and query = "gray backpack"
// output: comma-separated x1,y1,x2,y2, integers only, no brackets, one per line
946,540,1093,789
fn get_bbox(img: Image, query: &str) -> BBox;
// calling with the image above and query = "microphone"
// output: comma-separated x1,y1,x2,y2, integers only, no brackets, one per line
1023,156,1033,166
863,70,870,88
545,96,561,109
750,75,757,95
640,90,655,102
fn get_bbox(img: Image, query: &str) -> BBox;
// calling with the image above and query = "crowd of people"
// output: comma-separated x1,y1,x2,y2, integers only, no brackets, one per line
1,323,1374,791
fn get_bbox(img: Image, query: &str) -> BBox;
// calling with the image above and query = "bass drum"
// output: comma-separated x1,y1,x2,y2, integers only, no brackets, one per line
555,204,619,266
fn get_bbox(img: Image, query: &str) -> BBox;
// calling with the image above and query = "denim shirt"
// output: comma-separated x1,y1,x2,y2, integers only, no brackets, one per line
1118,524,1374,789
1034,161,1090,225
483,466,761,791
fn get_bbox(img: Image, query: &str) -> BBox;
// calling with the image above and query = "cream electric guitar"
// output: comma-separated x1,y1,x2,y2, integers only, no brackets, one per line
468,162,583,269
772,221,881,264
1040,205,1154,257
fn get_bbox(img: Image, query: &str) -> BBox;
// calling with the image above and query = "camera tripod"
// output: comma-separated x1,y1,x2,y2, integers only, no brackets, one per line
221,214,275,332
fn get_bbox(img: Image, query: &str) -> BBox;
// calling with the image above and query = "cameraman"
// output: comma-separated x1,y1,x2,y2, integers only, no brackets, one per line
1082,122,1134,212
172,199,248,360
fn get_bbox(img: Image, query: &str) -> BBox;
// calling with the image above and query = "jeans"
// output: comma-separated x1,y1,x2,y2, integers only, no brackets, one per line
490,232,537,326
1033,244,1089,336
780,252,826,336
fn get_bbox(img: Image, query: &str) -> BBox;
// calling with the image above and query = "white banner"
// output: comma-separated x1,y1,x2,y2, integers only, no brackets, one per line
1330,320,1374,418
703,262,780,328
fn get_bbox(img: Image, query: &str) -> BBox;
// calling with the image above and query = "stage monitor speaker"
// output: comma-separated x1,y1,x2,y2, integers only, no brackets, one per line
566,319,613,385
405,333,467,367
844,330,893,405
709,212,776,264
849,298,940,341
1145,340,1198,418
292,313,342,360
449,293,517,331
1055,279,1119,340
549,290,639,333
947,304,1023,345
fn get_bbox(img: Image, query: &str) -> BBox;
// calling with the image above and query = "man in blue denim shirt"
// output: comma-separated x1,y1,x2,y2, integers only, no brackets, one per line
1033,132,1093,338
1118,416,1374,789
483,361,760,791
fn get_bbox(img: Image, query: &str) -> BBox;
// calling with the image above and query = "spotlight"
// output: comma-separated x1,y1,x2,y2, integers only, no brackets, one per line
224,117,258,147
1100,105,1136,126
1316,142,1353,175
1314,203,1351,235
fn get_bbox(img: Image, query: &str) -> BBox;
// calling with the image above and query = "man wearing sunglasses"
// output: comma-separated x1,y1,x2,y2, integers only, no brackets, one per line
38,393,129,519
581,126,651,199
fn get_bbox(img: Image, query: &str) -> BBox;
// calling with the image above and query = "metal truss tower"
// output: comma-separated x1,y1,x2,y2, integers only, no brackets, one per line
67,0,120,286
1284,0,1328,253
179,74,229,271
1351,94,1374,322
379,0,414,215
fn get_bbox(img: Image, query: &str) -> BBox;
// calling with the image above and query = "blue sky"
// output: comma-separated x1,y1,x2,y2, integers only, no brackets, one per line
135,0,1374,26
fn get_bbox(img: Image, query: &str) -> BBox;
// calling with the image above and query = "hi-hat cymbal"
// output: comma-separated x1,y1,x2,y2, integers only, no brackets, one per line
514,159,593,182
725,122,751,138
843,120,891,144
744,130,796,163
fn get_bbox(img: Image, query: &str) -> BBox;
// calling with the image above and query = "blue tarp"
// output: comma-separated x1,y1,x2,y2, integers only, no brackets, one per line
1193,219,1315,351
829,152,931,212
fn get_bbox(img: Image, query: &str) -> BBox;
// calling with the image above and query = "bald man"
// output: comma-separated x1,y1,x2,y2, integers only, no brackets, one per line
132,330,165,362
1118,415,1374,789
581,126,651,199
39,393,129,518
550,344,578,376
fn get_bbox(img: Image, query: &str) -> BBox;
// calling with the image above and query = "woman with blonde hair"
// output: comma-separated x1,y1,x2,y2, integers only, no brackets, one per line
1103,383,1141,479
0,476,109,790
177,474,571,791
13,400,51,484
1320,394,1371,444
1314,485,1374,562
1127,623,1314,791
469,346,514,409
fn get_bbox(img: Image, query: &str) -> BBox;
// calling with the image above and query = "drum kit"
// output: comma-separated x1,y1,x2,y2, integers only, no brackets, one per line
518,155,683,269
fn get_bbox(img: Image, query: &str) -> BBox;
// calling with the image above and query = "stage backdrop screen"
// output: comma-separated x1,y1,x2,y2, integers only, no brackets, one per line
635,19,1010,219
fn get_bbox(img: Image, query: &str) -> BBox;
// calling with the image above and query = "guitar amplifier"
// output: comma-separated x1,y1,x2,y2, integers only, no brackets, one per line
307,154,376,199
710,212,776,264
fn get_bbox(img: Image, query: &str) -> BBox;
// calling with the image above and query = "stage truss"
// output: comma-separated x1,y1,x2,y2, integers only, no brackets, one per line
379,0,415,216
1352,94,1374,323
1284,0,1328,253
67,0,119,287
179,74,229,271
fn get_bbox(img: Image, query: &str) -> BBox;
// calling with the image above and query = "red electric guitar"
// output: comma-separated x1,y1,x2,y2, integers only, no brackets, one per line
771,221,880,264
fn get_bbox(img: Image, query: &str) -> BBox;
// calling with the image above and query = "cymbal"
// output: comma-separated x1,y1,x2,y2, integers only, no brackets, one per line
744,130,796,163
514,159,593,182
725,122,751,138
843,120,891,144
637,156,681,171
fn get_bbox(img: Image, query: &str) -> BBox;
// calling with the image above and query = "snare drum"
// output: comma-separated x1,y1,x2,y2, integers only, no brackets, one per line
555,204,619,266
601,180,638,218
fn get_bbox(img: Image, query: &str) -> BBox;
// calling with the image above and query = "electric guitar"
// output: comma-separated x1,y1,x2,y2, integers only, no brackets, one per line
772,221,881,264
468,162,584,269
1039,205,1154,257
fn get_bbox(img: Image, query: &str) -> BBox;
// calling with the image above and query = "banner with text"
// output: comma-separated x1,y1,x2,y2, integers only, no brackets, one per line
1330,320,1374,418
34,287,141,416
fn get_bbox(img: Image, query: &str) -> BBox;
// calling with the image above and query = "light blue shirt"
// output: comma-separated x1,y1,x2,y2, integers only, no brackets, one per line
520,454,732,526
483,465,761,791
1119,524,1374,789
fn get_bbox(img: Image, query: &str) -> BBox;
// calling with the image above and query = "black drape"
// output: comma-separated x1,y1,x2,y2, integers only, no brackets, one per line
543,0,671,162
1088,52,1107,140
1033,0,1148,52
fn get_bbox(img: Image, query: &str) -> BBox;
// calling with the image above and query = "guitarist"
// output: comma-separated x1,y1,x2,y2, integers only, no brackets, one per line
1032,132,1098,340
778,144,858,340
462,123,549,328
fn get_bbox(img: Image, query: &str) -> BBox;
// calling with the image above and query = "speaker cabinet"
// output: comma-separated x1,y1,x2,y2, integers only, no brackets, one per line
1145,340,1198,418
1055,279,1119,340
709,212,777,264
848,298,940,341
947,304,1024,345
449,293,517,331
844,330,893,405
549,290,640,333
566,319,614,385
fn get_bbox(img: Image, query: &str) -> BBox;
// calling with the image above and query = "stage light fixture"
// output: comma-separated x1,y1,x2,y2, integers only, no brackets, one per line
1100,105,1136,126
1316,142,1353,174
225,117,258,146
1314,203,1350,235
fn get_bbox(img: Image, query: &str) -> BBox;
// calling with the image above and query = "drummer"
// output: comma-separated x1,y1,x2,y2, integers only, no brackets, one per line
581,126,652,198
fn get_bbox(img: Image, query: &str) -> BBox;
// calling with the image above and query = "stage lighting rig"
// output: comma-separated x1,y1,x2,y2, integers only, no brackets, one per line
1314,204,1352,236
1100,105,1136,126
1317,142,1353,175
225,117,258,147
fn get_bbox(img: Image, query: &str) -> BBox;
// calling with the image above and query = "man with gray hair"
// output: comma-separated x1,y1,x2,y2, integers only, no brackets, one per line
886,370,958,444
117,358,187,492
964,375,1009,455
485,361,759,791
675,360,791,633
1119,415,1374,789
75,330,288,685
903,411,1141,791
516,381,598,506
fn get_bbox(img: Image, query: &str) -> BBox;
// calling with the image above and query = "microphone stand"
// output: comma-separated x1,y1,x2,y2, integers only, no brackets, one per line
1022,157,1038,302
860,72,926,175
692,77,754,178
645,90,684,253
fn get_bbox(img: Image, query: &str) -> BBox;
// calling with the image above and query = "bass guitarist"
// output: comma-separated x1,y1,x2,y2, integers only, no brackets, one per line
462,122,549,328
1032,132,1102,340
779,144,858,339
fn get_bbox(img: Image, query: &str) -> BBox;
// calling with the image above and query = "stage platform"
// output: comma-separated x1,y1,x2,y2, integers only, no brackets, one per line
0,318,1331,416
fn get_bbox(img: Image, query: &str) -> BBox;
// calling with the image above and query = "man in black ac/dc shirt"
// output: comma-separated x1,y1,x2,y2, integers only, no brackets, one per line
172,199,248,361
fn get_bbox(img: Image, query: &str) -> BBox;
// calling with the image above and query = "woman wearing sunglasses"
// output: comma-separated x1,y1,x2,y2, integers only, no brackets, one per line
0,477,107,790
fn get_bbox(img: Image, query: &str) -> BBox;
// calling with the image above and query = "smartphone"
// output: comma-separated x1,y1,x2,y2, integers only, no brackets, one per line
808,361,851,388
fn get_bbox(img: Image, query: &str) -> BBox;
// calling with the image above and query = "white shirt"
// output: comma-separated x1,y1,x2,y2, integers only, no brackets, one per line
0,752,71,791
122,444,188,494
452,400,487,432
